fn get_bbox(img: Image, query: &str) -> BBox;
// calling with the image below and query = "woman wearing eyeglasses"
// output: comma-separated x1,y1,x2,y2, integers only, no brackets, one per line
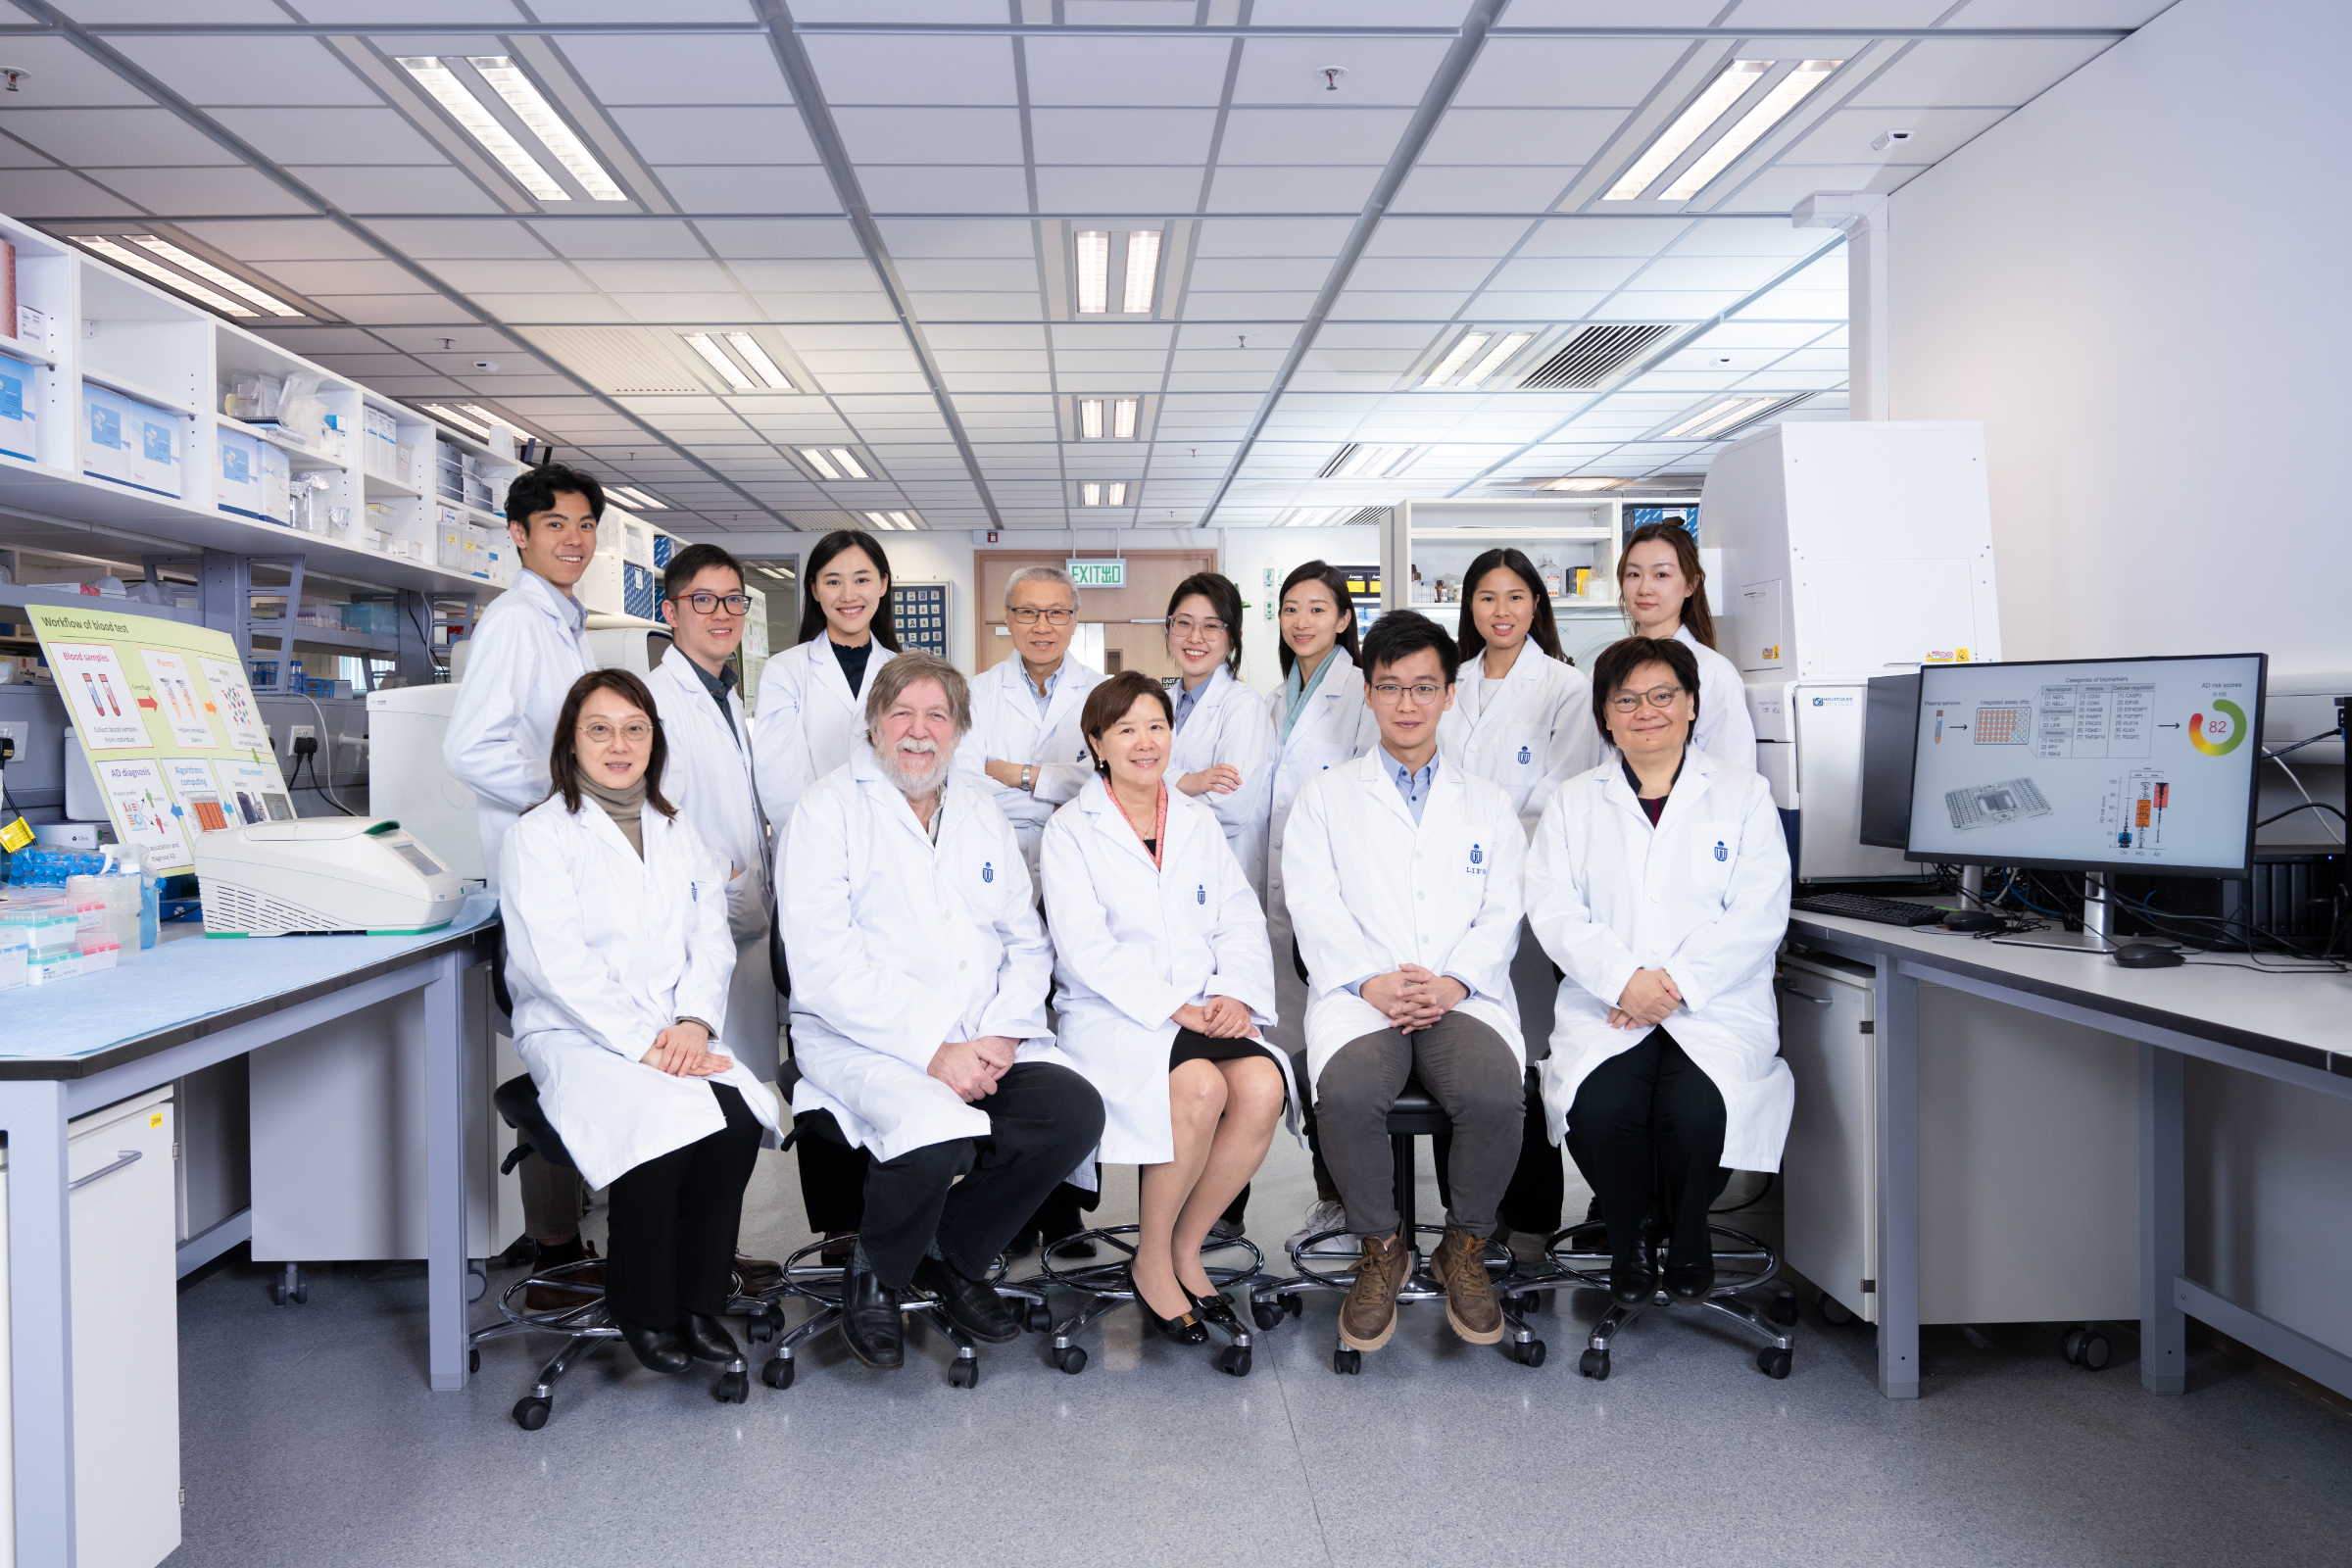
501,669,784,1377
1524,636,1791,1305
1163,571,1277,901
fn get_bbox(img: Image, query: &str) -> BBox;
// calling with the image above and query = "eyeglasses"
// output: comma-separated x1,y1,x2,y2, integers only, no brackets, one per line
1369,681,1446,704
671,591,752,615
1167,615,1227,639
579,720,654,746
1007,607,1076,627
1607,685,1687,713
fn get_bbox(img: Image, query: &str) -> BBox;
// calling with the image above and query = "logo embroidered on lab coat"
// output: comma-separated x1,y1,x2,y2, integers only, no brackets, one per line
1713,840,1728,862
1196,884,1206,905
1469,843,1483,865
1517,745,1531,764
982,859,995,883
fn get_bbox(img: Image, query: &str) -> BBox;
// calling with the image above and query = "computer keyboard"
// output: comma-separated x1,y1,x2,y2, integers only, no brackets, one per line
1788,892,1948,927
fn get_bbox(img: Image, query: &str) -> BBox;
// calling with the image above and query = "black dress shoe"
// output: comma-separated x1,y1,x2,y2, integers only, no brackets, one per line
1663,1261,1716,1301
1141,1300,1209,1346
1046,1231,1099,1260
912,1255,1021,1344
841,1269,905,1371
682,1312,741,1363
619,1322,691,1375
1609,1256,1656,1306
1000,1228,1037,1261
1186,1283,1245,1338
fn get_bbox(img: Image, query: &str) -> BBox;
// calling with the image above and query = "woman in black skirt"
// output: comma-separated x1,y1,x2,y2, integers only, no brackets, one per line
1039,672,1297,1348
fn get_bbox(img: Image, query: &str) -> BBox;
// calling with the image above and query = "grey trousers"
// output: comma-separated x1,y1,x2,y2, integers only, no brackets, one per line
1314,1010,1523,1240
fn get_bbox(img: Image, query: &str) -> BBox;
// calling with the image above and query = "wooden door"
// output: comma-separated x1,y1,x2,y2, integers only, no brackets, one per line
974,549,1217,680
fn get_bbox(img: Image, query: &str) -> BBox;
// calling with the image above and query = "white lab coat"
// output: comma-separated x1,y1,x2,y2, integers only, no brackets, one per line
1261,651,1381,1054
444,569,595,892
1679,625,1758,771
784,746,1074,1164
1167,666,1278,903
499,796,784,1193
749,633,896,880
1040,778,1295,1168
1525,747,1793,1172
645,651,779,1081
955,655,1103,884
1281,751,1527,1098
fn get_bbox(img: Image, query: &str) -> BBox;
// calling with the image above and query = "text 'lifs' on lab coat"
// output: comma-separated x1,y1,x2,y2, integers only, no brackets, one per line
1041,777,1297,1171
750,633,896,881
783,745,1074,1165
499,796,784,1193
1261,650,1381,1051
646,649,780,1081
954,654,1103,886
1281,750,1527,1098
1439,640,1601,836
1525,746,1792,1172
1166,665,1277,903
443,569,594,892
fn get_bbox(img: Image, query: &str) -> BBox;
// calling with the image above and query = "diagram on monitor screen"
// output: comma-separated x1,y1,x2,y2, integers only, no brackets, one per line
2099,769,2171,851
2034,683,2154,759
1944,775,2054,831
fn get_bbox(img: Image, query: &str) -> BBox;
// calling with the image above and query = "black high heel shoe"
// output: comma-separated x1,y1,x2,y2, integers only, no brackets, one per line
1131,1271,1208,1345
1185,1282,1245,1337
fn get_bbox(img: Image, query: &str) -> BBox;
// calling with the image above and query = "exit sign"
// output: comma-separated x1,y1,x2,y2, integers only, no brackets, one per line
1066,559,1125,589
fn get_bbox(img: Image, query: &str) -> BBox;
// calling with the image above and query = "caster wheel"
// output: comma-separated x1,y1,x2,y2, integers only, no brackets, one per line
1579,1348,1610,1381
1333,1347,1361,1376
1758,1348,1793,1380
2061,1327,2086,1365
1052,1346,1087,1375
270,1282,288,1307
1817,1291,1856,1327
467,1268,488,1304
1512,1340,1547,1368
512,1397,551,1431
1026,1302,1054,1334
948,1358,979,1390
1252,1301,1283,1331
715,1369,750,1404
467,1348,481,1374
2078,1332,2111,1372
1280,1294,1302,1319
747,1311,775,1346
1217,1346,1251,1377
761,1356,795,1391
1769,1291,1800,1327
292,1283,309,1305
1523,1290,1553,1314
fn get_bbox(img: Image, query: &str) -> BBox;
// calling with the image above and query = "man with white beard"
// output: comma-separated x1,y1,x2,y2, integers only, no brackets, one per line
781,653,1105,1369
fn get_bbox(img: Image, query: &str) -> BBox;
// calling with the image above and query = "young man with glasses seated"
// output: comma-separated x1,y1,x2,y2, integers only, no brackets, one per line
1280,611,1529,1356
957,564,1103,887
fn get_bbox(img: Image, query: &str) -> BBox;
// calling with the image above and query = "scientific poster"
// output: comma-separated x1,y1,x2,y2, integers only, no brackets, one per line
138,648,219,749
92,757,194,870
160,757,232,834
196,655,270,752
217,760,289,826
47,640,153,750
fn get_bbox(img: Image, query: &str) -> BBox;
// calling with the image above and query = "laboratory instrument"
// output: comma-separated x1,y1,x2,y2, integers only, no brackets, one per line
193,817,466,935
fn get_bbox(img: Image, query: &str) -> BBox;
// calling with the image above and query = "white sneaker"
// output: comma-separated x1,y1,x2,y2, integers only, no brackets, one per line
1288,1198,1354,1256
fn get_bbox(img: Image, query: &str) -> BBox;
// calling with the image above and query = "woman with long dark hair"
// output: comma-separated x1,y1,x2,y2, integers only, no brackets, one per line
1617,521,1755,768
500,669,784,1376
1162,570,1277,900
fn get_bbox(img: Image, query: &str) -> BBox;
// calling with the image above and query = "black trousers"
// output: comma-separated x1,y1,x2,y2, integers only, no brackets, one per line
859,1062,1104,1289
796,1131,869,1234
604,1083,763,1331
1563,1028,1729,1269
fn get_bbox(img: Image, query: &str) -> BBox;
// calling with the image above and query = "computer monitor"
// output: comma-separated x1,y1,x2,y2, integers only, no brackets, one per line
1858,673,1921,850
1904,654,2266,879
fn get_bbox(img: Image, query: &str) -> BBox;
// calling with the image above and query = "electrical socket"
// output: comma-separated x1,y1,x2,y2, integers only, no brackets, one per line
289,724,317,742
0,720,26,759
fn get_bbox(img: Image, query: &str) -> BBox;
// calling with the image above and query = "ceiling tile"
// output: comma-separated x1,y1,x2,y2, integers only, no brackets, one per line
1206,166,1381,213
1215,108,1418,164
611,108,820,165
654,167,841,212
304,294,479,325
1231,36,1452,106
1360,217,1537,256
1780,106,2012,166
874,219,1037,258
1326,290,1469,318
1390,166,1578,213
1488,255,1642,290
1029,108,1221,165
288,166,504,214
692,220,864,258
552,34,794,105
858,167,1031,212
1514,218,1692,257
1844,39,2117,109
529,219,713,259
210,108,448,166
1024,36,1238,107
1452,38,1690,108
254,259,429,294
110,35,388,107
0,33,169,107
894,258,1039,290
833,108,1027,166
7,108,237,167
0,169,144,218
573,259,738,292
359,219,559,259
1421,108,1628,166
802,33,1021,107
97,166,315,215
1033,167,1204,212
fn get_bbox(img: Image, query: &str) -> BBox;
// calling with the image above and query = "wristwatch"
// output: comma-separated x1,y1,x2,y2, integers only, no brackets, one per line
1020,763,1036,791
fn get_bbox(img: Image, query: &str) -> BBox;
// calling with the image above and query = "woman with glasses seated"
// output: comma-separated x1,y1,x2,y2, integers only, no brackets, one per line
1523,637,1792,1306
501,669,783,1376
1041,671,1293,1347
1162,572,1277,903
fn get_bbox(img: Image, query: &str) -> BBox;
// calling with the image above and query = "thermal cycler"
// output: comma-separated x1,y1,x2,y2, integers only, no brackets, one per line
192,818,466,936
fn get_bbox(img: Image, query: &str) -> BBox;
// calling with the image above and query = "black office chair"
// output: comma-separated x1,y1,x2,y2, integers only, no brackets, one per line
1036,1202,1264,1377
1249,1051,1544,1374
744,1063,1053,1392
470,1073,751,1427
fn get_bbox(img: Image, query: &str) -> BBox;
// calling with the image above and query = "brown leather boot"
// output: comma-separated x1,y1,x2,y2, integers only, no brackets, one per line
1339,1232,1412,1351
1433,1227,1503,1345
524,1239,604,1313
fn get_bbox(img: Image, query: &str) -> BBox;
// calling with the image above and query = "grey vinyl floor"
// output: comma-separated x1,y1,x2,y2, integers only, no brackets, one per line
174,1130,2352,1568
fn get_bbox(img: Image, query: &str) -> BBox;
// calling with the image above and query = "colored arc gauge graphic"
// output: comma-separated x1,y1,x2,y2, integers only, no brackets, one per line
2189,699,2247,756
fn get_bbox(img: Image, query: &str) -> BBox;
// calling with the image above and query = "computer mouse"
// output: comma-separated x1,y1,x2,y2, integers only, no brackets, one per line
2113,943,2186,969
1942,910,2005,933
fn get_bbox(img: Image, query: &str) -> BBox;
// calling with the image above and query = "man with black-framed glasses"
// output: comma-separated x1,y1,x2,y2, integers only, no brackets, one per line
650,541,785,1296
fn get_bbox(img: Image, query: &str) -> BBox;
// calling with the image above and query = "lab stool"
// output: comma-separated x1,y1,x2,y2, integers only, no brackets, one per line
468,1074,750,1427
1035,1224,1264,1376
1501,1217,1798,1382
1248,1052,1543,1374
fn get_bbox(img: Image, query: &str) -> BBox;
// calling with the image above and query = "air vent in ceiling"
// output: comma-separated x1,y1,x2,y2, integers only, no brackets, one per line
1518,323,1677,390
514,325,708,395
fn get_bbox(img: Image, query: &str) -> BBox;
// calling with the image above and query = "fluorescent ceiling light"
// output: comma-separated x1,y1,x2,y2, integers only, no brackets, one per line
1663,60,1841,200
1658,396,1779,441
1422,332,1490,388
722,332,793,390
1078,398,1104,439
799,447,839,479
73,235,255,317
861,511,917,531
682,331,753,391
1075,230,1109,314
125,236,301,318
1121,230,1161,314
609,485,667,510
1455,331,1533,389
1107,482,1128,506
1605,60,1766,201
468,56,625,201
1111,397,1139,439
420,403,494,441
830,448,868,479
398,57,565,202
1283,507,1346,526
1541,477,1623,492
890,511,916,529
1081,482,1101,507
1323,443,1412,479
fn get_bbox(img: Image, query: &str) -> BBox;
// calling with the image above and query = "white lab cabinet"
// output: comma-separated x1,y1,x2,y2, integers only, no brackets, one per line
0,1087,181,1568
1778,951,2141,1327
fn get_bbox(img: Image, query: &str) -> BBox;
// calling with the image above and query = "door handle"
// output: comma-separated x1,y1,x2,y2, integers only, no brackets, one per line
1782,985,1832,1006
71,1149,143,1191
